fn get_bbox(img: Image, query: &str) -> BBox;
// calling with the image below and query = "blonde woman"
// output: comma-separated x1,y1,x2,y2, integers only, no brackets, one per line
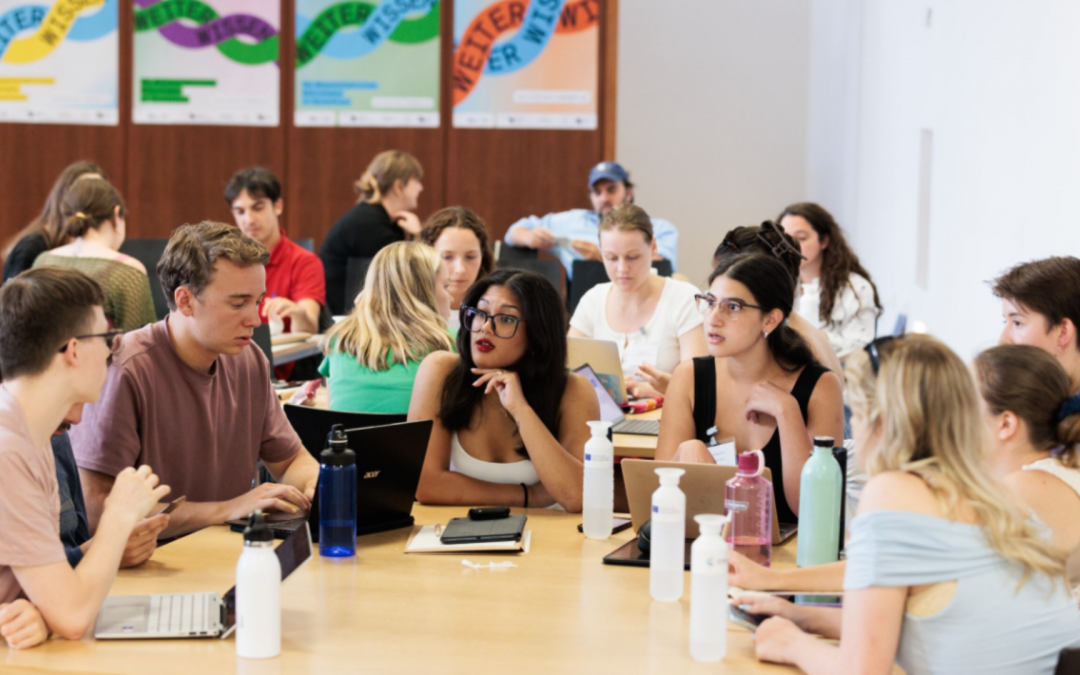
319,150,425,314
740,335,1080,675
317,242,454,414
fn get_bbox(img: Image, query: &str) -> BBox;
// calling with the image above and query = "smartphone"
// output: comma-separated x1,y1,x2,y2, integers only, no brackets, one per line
578,518,633,534
156,495,186,516
775,594,843,608
468,507,510,521
728,604,768,631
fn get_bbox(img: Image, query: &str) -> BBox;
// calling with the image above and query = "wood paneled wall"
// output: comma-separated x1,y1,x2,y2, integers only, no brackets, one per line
0,0,617,251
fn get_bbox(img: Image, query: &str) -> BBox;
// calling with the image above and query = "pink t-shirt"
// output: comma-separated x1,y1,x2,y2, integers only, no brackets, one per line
71,319,302,504
0,387,66,603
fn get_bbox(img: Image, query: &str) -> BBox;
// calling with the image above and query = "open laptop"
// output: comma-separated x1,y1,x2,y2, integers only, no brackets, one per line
227,420,433,540
567,337,628,405
573,364,659,436
622,459,797,545
94,522,312,640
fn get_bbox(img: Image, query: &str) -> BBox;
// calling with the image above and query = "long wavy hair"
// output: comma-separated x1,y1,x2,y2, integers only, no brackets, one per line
323,242,453,370
847,335,1066,585
439,269,568,449
778,202,882,326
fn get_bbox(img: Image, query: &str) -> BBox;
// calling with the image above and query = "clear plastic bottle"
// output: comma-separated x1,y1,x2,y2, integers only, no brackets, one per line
650,467,686,602
690,513,730,663
236,510,281,659
319,424,356,557
724,449,773,567
796,436,843,567
582,420,614,539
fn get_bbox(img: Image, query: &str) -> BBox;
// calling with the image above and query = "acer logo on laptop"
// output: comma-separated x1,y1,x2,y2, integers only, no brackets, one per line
363,470,381,480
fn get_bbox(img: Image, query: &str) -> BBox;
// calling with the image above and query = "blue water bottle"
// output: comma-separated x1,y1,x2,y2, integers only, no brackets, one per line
319,424,356,557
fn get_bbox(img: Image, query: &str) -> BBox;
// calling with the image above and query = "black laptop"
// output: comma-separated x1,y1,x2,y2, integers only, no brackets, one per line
228,419,432,540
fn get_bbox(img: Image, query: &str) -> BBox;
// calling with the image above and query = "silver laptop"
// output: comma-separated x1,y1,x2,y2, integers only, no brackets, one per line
94,522,312,640
573,364,660,436
567,337,628,405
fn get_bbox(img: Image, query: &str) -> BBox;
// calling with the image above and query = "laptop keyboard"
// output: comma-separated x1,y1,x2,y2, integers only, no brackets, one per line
613,419,660,436
148,593,217,635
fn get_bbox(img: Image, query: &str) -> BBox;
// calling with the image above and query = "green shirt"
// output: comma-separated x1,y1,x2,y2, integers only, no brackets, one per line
318,330,455,414
34,253,157,332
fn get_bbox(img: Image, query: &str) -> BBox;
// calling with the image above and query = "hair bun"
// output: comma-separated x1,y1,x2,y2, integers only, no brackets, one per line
1056,395,1080,423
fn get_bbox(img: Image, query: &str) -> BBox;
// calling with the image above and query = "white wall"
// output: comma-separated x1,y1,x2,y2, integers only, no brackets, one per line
846,0,1080,359
616,0,812,288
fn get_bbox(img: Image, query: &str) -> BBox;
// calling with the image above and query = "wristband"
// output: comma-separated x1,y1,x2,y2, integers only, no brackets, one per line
521,483,529,509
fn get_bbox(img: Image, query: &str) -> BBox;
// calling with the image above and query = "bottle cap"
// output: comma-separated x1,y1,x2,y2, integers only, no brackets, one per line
694,513,729,535
243,509,274,543
320,424,356,466
586,420,613,435
737,451,759,474
813,436,835,448
655,467,685,485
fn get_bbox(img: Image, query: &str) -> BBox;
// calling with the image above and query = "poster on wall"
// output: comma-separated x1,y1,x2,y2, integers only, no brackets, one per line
452,0,598,129
0,0,119,125
294,0,440,128
133,0,280,126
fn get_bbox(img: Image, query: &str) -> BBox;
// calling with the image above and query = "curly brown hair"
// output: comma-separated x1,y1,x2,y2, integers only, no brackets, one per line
419,206,495,280
777,202,881,327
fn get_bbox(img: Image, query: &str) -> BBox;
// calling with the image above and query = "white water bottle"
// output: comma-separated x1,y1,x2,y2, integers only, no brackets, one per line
236,511,281,659
690,514,730,662
582,421,614,539
650,468,687,602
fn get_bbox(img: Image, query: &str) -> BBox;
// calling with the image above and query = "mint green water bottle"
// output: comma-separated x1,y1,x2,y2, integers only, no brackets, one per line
796,437,842,567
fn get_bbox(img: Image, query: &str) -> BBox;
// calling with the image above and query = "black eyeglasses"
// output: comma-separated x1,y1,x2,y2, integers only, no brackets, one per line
59,330,125,361
461,306,524,339
864,336,897,376
757,220,807,262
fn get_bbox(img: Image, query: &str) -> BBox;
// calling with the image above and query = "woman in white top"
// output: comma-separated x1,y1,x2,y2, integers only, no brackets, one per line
420,206,495,331
779,203,881,359
408,268,599,512
569,204,707,399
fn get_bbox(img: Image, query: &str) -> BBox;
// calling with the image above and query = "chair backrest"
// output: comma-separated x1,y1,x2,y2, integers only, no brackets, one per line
892,313,908,337
283,404,407,454
1056,647,1080,675
295,238,315,253
252,323,274,369
494,241,539,265
568,259,673,314
118,238,171,320
343,256,373,313
499,259,564,298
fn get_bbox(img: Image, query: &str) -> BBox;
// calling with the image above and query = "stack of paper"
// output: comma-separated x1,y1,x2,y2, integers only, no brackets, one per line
404,525,532,554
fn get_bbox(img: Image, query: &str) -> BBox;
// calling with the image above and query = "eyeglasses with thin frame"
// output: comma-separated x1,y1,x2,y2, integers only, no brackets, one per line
461,306,524,339
694,293,764,320
863,336,897,376
59,330,124,362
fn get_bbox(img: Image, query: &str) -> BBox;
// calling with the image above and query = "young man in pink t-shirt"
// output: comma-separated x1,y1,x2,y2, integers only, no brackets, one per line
71,221,320,540
0,267,169,647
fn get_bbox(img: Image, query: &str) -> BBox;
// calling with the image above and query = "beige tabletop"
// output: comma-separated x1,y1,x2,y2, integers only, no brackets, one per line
614,408,661,459
2,505,799,675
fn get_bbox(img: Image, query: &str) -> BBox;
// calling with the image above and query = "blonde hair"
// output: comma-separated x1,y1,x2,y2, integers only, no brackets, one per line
847,335,1066,584
323,241,453,370
598,203,653,242
354,150,423,204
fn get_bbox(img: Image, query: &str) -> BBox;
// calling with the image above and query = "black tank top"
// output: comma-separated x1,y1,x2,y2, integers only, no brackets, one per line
691,357,829,524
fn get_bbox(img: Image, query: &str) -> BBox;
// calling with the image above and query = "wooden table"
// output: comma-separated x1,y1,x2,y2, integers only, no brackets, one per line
270,337,322,366
3,506,797,674
614,408,661,459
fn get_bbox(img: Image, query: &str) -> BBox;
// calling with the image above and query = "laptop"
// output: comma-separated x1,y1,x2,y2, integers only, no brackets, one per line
573,364,659,436
227,419,433,540
622,459,797,545
94,522,312,640
567,337,628,405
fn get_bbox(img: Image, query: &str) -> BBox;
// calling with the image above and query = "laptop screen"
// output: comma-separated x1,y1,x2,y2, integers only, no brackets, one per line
574,364,626,424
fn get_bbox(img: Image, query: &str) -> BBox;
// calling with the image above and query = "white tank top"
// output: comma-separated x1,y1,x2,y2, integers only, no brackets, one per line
449,432,540,485
1022,457,1080,498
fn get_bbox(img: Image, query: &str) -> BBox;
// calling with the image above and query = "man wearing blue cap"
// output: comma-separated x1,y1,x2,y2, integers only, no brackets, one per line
503,162,679,280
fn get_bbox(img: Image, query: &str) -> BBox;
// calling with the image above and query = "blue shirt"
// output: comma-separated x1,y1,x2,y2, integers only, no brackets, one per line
504,209,679,280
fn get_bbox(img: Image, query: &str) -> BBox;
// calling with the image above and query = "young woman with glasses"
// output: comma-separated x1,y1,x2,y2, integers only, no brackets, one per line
655,253,845,522
568,204,707,399
408,269,600,512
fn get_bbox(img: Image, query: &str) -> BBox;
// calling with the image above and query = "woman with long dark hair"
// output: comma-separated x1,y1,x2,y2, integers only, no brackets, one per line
408,269,599,512
656,253,845,521
779,202,882,359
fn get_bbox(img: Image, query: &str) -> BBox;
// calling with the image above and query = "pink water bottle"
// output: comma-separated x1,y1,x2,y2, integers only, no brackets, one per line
724,450,773,567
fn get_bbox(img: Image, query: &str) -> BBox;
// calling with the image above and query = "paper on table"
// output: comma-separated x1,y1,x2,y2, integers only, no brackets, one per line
404,526,532,554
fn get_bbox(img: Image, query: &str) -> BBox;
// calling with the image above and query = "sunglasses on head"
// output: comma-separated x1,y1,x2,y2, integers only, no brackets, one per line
864,336,898,376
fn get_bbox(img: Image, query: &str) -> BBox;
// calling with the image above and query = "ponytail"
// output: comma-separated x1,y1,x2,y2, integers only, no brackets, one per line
1055,395,1080,469
64,212,95,239
58,178,125,241
766,322,815,372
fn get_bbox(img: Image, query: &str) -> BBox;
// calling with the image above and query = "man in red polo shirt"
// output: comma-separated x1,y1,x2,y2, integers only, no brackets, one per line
225,167,325,334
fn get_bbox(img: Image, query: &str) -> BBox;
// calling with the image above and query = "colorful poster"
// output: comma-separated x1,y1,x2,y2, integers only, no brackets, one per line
0,0,119,125
452,0,598,129
294,0,440,128
133,0,280,126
